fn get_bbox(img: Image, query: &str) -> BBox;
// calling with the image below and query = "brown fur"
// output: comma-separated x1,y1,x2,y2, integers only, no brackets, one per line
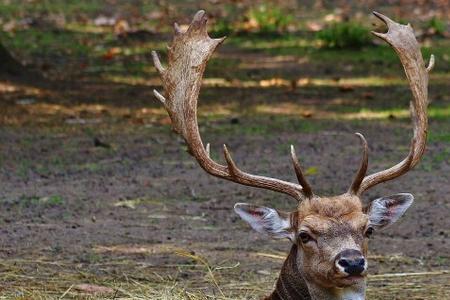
265,245,311,300
266,194,369,299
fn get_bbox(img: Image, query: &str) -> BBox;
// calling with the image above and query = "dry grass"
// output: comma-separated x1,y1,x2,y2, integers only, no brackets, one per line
1,252,449,300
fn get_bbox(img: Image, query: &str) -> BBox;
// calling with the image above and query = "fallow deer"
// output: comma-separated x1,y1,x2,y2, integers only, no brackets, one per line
152,10,434,300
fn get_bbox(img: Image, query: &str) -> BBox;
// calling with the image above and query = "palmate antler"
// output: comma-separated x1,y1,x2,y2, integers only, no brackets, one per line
153,10,432,201
152,11,311,201
350,11,434,196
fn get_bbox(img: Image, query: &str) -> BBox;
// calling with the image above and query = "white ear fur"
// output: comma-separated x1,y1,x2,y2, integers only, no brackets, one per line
234,203,294,240
367,193,414,229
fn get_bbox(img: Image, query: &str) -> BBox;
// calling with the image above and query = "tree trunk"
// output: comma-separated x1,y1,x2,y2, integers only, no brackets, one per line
0,42,27,76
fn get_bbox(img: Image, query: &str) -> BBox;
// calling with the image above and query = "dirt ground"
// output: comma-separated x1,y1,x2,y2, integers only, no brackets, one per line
1,2,450,299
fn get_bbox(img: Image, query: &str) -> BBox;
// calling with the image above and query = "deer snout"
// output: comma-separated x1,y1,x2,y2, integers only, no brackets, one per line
335,249,366,276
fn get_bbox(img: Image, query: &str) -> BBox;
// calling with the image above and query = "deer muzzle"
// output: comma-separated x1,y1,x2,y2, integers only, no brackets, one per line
335,249,367,277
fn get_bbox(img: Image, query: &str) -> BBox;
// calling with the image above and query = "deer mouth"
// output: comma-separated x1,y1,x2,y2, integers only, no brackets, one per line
336,274,365,286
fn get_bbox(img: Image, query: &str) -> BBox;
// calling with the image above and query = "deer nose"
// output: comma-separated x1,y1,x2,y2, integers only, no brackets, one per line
335,249,366,276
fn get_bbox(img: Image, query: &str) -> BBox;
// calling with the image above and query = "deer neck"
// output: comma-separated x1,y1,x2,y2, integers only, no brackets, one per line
267,245,366,300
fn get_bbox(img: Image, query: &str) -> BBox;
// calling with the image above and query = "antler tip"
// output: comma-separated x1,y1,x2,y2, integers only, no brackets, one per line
206,143,211,157
187,10,209,35
151,51,166,75
214,36,227,44
194,10,206,20
371,30,387,40
349,132,369,195
222,144,240,176
153,89,166,104
191,10,207,26
222,143,232,162
354,132,367,142
174,22,182,35
372,11,394,26
427,54,435,72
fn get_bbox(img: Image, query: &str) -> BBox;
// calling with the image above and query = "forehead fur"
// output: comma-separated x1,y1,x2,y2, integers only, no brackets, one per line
297,194,368,234
298,194,364,220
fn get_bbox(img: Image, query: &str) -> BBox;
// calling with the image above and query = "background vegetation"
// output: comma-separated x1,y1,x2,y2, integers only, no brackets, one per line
0,0,449,299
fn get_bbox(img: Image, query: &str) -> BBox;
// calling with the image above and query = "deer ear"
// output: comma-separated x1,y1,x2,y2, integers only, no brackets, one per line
367,193,414,229
234,203,294,240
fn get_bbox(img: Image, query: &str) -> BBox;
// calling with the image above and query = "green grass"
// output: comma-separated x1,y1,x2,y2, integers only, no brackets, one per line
228,34,449,74
16,194,64,207
429,132,450,143
316,21,370,49
427,17,447,36
0,29,95,57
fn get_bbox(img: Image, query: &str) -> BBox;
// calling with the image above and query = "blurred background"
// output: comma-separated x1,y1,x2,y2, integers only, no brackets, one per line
0,0,449,299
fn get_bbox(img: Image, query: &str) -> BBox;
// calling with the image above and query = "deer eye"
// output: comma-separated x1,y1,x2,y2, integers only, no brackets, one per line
365,227,374,238
299,231,313,244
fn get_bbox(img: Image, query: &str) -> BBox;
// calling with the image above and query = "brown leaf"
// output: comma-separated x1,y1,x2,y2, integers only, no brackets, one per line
102,47,121,60
339,85,354,92
301,111,313,118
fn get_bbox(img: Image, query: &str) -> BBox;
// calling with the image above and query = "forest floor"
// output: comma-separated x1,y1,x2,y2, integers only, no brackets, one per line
0,1,450,299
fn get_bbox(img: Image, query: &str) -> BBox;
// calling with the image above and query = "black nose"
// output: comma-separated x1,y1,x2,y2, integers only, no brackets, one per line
335,249,366,275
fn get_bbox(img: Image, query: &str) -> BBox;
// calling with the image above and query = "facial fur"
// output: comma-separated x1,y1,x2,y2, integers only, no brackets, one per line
295,195,370,288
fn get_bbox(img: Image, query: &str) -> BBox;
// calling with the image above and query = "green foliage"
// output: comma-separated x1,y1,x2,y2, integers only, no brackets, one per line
427,17,446,36
316,22,370,49
212,19,234,36
247,4,293,34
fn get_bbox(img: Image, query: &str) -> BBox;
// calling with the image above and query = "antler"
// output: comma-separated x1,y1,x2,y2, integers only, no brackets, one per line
351,12,433,196
152,10,312,201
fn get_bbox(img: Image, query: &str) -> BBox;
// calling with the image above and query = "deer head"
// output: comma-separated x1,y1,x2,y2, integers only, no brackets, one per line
152,11,433,300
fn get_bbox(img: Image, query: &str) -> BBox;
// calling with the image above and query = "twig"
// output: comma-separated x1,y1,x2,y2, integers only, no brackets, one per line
255,252,285,260
369,270,449,279
58,284,73,299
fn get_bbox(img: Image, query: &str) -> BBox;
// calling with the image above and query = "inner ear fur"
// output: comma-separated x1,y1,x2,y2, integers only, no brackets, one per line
234,203,296,241
366,193,414,229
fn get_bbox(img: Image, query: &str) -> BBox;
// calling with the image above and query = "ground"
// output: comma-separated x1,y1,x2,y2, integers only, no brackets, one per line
0,1,449,299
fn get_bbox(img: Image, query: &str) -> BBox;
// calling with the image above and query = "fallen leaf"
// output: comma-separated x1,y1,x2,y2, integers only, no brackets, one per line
102,47,121,60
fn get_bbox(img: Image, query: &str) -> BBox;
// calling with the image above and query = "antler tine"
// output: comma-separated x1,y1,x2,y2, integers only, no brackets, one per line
290,145,313,198
348,133,368,195
151,51,165,77
356,12,432,195
223,144,241,177
173,22,182,35
426,54,435,72
153,10,306,201
359,139,415,193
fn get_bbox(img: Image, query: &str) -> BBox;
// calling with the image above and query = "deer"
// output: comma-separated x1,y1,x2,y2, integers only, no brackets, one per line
151,10,434,300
